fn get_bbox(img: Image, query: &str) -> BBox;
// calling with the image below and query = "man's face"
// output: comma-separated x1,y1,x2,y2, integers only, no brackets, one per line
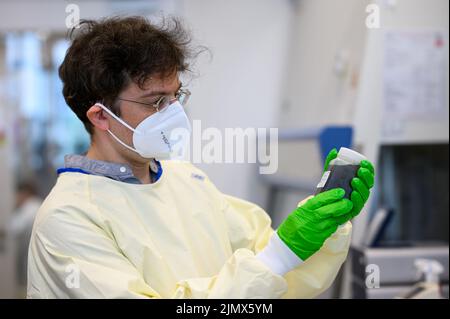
106,72,181,163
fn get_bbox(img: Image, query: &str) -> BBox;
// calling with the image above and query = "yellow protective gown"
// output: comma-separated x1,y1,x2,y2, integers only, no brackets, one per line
27,161,352,298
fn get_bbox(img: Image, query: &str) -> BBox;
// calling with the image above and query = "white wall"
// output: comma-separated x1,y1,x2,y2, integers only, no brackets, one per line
281,0,370,128
270,0,371,224
179,0,294,199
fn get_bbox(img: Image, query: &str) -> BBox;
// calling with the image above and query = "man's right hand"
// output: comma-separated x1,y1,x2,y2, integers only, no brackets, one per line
277,188,353,261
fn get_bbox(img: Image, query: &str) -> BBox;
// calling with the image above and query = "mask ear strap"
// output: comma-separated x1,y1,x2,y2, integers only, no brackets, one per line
95,102,141,155
107,130,140,155
95,102,137,133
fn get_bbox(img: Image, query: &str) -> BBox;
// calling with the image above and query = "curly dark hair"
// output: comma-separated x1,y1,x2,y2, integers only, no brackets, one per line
59,16,193,134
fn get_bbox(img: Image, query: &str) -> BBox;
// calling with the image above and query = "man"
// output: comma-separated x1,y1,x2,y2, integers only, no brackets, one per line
27,16,375,298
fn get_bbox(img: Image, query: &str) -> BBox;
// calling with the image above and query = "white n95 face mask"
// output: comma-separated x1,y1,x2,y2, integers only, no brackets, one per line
95,101,191,160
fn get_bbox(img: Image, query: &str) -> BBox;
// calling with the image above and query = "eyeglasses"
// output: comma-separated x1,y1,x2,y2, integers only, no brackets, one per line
117,88,191,113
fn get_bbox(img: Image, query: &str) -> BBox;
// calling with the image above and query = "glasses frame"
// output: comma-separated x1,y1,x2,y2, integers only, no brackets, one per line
117,88,191,112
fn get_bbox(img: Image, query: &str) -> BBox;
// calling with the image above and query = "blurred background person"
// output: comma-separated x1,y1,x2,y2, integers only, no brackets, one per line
7,181,42,296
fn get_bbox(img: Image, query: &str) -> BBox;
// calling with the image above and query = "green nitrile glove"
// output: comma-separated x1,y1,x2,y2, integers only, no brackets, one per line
349,160,375,218
277,188,353,261
323,149,376,223
323,148,338,172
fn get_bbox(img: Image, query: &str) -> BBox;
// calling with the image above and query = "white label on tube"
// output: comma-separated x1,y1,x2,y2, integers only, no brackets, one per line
317,170,331,188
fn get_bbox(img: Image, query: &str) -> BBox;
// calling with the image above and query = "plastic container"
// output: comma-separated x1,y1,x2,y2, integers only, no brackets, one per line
315,147,367,199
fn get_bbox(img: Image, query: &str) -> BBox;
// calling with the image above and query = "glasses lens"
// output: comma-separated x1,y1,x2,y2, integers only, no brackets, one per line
156,89,191,112
156,97,172,112
178,89,191,106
